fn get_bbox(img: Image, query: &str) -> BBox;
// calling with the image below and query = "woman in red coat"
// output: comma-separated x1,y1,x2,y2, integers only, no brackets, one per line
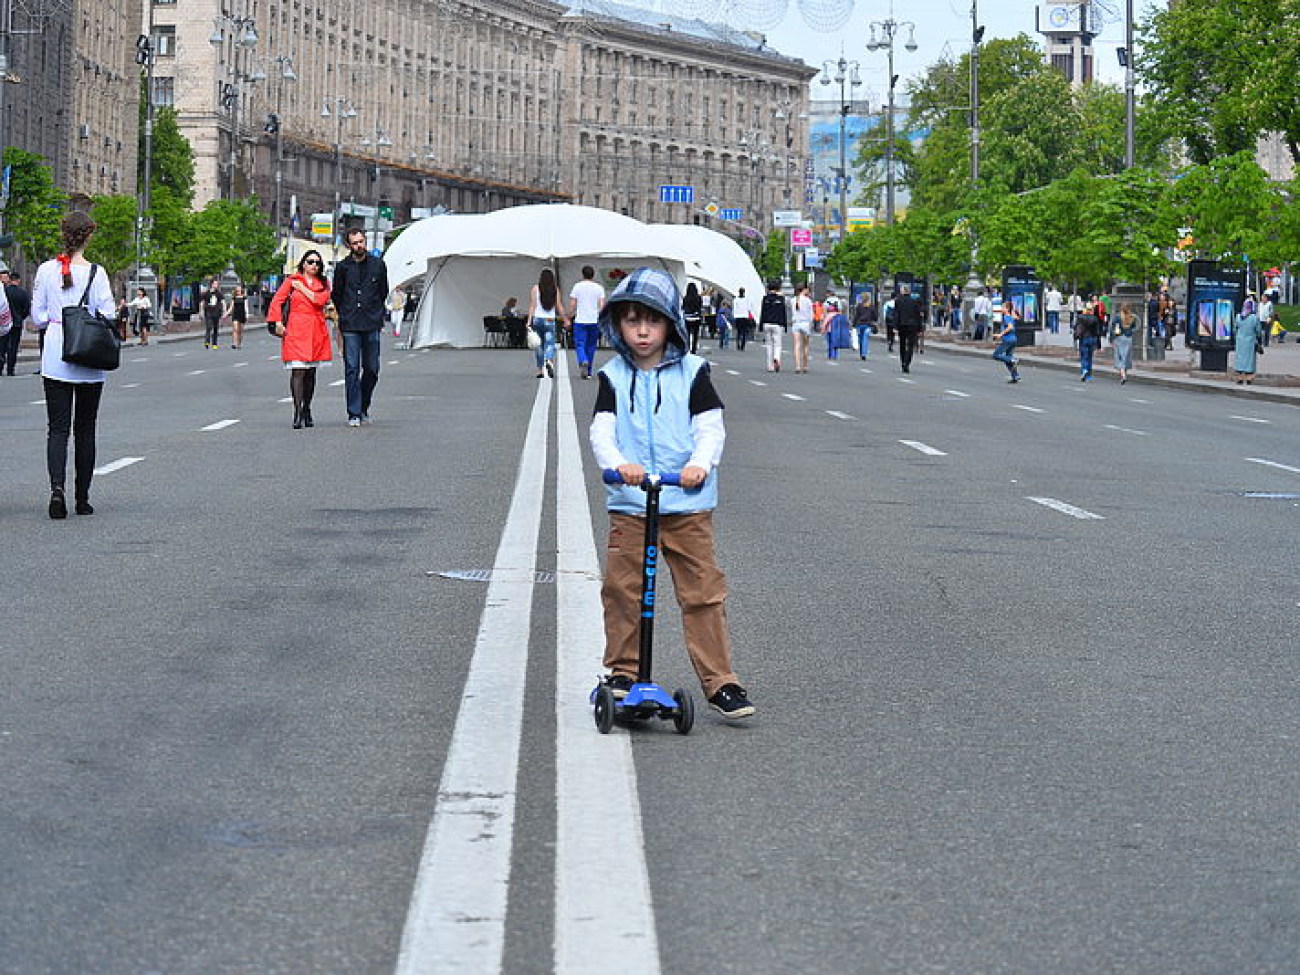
267,250,335,428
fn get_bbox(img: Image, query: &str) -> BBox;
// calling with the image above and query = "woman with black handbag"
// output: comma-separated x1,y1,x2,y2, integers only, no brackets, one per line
265,250,334,428
32,210,115,518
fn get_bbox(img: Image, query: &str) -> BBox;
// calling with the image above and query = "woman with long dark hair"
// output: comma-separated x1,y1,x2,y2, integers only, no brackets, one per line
266,251,334,427
682,281,703,353
526,267,567,378
32,210,116,518
225,283,248,350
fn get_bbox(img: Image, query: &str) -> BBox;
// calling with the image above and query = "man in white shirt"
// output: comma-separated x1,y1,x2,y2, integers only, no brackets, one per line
568,265,606,379
1045,284,1063,334
971,289,992,341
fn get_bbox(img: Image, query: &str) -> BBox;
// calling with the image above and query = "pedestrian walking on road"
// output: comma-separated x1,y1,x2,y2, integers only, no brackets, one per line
226,284,248,350
1232,298,1262,385
129,287,153,346
568,265,605,379
731,287,754,351
332,228,389,425
527,266,566,379
824,298,851,361
759,278,787,372
893,283,924,373
33,210,116,518
201,277,224,349
590,266,755,720
971,288,991,341
1046,284,1063,334
991,299,1022,382
1110,301,1138,384
2,266,31,375
267,250,334,428
682,281,703,354
715,295,732,350
852,290,876,358
791,284,814,373
1075,300,1103,381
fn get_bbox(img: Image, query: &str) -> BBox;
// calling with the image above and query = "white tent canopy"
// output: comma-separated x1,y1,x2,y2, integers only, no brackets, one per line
646,223,764,303
383,204,761,349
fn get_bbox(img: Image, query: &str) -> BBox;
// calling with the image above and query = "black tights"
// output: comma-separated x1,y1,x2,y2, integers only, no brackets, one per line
44,378,103,501
289,367,317,415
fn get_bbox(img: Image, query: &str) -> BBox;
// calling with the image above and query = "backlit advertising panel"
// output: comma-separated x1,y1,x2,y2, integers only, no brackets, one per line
1186,260,1244,350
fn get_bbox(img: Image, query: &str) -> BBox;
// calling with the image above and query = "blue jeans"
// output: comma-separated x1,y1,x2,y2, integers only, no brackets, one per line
1047,310,1060,334
993,338,1018,375
856,325,871,357
573,321,599,369
342,329,381,419
532,317,556,369
1079,336,1098,376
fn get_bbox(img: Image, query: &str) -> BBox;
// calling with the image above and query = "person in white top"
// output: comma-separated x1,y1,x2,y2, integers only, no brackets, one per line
790,284,814,373
526,266,568,379
33,210,116,518
1045,284,1064,334
730,286,755,351
971,289,992,340
567,265,606,380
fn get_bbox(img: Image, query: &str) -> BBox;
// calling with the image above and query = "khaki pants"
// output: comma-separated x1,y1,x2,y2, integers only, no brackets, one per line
602,511,738,698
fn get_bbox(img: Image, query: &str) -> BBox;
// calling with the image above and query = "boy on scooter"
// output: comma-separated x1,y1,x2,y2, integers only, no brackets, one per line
589,267,755,720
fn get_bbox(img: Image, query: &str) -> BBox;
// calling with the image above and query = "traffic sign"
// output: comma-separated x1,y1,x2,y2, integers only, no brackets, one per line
659,184,694,204
773,210,802,227
719,208,743,221
791,228,813,247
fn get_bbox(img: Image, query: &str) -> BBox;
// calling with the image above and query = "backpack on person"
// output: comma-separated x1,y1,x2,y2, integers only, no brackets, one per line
760,292,787,328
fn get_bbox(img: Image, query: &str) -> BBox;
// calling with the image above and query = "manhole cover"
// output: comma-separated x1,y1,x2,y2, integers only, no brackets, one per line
430,569,557,583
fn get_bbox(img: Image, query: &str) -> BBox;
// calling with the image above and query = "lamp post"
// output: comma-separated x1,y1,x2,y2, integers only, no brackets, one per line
359,126,392,249
132,25,159,318
210,13,261,201
819,56,861,244
866,17,917,227
322,96,358,247
261,55,296,250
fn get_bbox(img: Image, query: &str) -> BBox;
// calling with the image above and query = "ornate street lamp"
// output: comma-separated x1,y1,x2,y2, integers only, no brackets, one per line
865,18,917,227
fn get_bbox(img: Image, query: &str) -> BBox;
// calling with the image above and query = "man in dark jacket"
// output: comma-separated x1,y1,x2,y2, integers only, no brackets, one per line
332,228,390,425
2,266,32,377
892,283,923,373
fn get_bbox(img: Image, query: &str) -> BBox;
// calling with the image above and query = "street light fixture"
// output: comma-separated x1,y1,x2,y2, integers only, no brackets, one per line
322,97,358,246
263,54,297,251
819,56,862,244
211,14,262,201
865,17,918,227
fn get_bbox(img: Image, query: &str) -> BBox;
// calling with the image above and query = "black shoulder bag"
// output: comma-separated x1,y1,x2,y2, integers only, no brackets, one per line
61,264,121,371
270,290,290,336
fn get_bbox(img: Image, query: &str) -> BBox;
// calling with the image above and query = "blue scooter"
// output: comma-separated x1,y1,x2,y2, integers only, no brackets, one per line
590,470,694,735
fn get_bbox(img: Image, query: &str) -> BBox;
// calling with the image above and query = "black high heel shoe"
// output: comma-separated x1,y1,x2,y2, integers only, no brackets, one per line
302,406,314,427
75,499,94,516
48,488,67,520
292,408,303,429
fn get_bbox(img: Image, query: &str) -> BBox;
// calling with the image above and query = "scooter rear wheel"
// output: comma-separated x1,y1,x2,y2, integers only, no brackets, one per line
671,689,694,735
593,685,616,734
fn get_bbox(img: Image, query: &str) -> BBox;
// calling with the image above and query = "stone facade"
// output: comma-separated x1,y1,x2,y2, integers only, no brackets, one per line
148,0,813,239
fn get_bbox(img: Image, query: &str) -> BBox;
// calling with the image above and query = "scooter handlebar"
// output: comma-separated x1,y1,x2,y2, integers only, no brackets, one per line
602,469,683,488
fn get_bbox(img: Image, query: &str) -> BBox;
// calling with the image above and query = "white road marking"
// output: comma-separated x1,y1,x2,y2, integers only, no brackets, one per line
94,456,144,476
553,357,662,975
1231,415,1270,424
725,369,741,375
200,419,240,432
898,377,916,384
1011,404,1045,413
394,378,550,975
267,355,279,360
860,367,873,374
749,379,767,386
30,400,45,406
121,383,140,388
782,393,806,401
329,379,345,387
388,359,399,365
277,397,292,404
826,410,855,420
1129,398,1151,404
1027,496,1104,520
1104,424,1147,436
1246,457,1300,474
186,369,206,376
233,361,249,368
130,357,148,363
172,352,188,357
944,389,970,398
899,440,947,457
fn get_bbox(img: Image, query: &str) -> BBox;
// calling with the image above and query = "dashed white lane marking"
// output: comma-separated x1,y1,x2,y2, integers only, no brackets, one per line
394,379,550,974
267,355,279,361
1011,404,1045,413
277,397,292,404
860,367,874,374
130,357,148,363
329,379,345,387
387,359,399,365
944,389,970,398
782,393,806,401
172,352,188,357
186,370,206,376
899,440,947,457
1231,415,1270,424
553,358,661,975
30,400,46,406
1246,457,1300,474
1104,424,1147,436
121,383,140,388
233,361,249,368
94,456,145,476
898,377,916,384
200,419,240,432
826,410,855,420
1129,398,1151,404
1027,496,1104,520
749,379,767,386
725,369,741,375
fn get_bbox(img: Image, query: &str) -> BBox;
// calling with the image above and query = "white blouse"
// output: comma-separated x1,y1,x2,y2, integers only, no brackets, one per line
33,260,117,383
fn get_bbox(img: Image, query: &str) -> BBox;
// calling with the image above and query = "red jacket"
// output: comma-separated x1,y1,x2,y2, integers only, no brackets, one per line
268,273,333,363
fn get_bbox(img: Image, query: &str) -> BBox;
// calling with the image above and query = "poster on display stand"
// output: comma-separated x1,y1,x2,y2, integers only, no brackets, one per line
1185,260,1244,349
1001,265,1043,345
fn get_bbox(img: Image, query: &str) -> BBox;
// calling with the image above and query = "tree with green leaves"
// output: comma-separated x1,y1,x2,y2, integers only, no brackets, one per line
1,147,66,263
1161,151,1286,268
175,198,279,283
1138,0,1300,167
754,229,787,283
86,195,140,278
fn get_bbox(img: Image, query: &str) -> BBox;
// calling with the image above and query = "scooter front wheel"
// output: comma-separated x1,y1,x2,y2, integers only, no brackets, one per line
593,685,616,734
671,689,694,735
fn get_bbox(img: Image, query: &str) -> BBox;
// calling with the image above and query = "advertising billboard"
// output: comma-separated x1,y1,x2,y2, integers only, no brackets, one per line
1186,260,1244,350
1001,265,1044,339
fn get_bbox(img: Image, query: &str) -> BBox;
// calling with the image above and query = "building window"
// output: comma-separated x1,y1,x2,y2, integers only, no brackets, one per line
150,76,175,107
153,26,176,58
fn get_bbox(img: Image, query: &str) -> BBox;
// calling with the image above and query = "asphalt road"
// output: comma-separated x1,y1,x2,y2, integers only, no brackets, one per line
1,334,1296,974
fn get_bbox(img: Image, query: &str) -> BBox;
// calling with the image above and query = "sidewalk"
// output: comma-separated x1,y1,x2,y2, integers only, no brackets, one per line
5,316,263,370
921,323,1300,407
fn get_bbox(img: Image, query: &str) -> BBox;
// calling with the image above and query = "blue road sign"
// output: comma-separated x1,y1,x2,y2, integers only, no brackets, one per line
659,184,694,204
719,208,743,221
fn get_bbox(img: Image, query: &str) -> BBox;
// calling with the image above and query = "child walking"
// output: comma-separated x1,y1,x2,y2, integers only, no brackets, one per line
589,267,755,720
